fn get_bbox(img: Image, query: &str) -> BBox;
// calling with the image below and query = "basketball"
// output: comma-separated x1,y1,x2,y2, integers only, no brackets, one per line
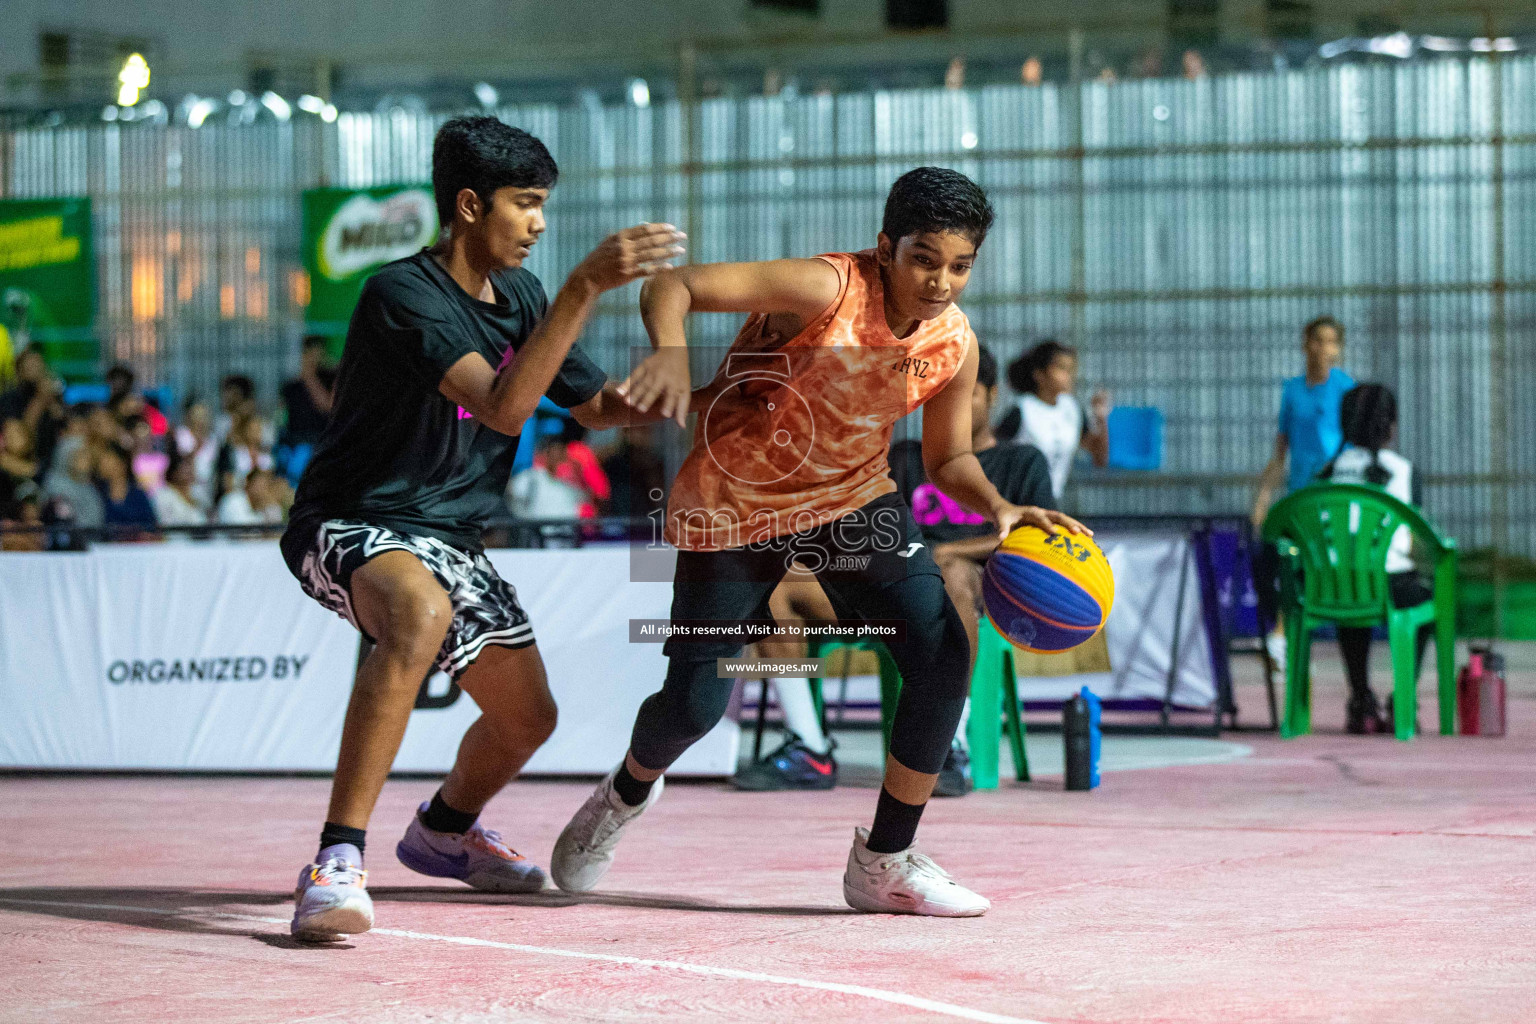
983,526,1115,653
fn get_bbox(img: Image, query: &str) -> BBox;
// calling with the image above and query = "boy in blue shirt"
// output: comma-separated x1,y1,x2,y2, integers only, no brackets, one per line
1251,317,1354,663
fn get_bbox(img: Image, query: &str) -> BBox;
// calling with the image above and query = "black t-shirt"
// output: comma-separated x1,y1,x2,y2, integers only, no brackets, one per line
889,438,1055,544
288,251,605,551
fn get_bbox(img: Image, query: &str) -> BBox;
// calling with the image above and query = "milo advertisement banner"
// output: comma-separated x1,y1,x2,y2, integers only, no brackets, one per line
301,186,438,340
0,198,95,380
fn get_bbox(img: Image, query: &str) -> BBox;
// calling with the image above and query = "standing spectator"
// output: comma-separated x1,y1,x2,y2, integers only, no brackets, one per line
43,443,104,529
214,374,257,444
997,340,1110,501
278,336,337,485
214,413,275,506
599,426,667,522
0,347,67,477
152,447,209,528
1251,315,1356,667
174,400,220,508
96,446,157,538
216,466,286,527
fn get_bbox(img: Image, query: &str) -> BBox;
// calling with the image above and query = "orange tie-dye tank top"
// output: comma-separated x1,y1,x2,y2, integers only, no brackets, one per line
665,250,975,552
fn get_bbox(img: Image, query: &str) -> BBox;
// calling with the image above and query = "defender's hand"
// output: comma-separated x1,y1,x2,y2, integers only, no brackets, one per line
570,223,687,294
618,347,692,426
993,503,1092,541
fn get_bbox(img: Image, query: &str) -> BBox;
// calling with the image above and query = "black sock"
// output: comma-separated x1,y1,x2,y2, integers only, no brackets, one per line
421,789,479,834
317,822,367,860
866,787,927,854
611,763,655,807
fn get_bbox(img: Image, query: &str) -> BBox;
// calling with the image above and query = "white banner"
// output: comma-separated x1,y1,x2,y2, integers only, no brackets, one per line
0,543,737,775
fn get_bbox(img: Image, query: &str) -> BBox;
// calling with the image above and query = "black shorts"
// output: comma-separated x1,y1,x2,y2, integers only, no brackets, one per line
281,518,534,679
664,492,943,659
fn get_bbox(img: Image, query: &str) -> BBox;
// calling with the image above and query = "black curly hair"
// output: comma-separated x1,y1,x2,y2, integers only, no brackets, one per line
1323,382,1397,485
432,116,559,228
881,167,995,248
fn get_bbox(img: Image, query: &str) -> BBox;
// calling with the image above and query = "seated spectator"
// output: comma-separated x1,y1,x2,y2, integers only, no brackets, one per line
174,400,219,508
1,417,39,504
508,433,587,520
46,404,92,480
125,415,168,493
0,347,67,477
96,445,157,538
43,444,104,529
216,466,287,527
278,335,336,484
153,448,209,529
214,413,275,506
1316,383,1433,735
0,480,46,552
534,418,608,519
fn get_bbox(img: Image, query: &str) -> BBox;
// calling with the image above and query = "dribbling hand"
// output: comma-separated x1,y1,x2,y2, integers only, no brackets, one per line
571,223,687,294
993,504,1092,542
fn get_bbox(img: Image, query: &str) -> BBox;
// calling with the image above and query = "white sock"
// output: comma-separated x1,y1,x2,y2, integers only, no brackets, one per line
775,678,831,755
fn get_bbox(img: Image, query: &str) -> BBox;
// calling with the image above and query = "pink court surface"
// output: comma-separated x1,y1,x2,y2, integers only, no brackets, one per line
4,648,1534,1024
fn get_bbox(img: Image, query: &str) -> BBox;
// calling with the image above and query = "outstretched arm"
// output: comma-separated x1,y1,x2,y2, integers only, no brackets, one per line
923,341,1090,541
440,223,686,436
619,258,843,425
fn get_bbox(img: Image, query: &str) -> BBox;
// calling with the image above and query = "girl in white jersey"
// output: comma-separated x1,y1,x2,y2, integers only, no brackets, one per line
1317,383,1433,735
997,339,1109,500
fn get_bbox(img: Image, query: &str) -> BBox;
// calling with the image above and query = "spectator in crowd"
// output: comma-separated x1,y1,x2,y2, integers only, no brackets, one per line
534,417,609,519
1,417,40,512
0,480,46,552
95,445,156,537
125,414,168,494
997,340,1110,501
278,336,337,485
43,443,104,529
1251,316,1355,668
508,428,588,520
153,447,209,529
215,374,257,444
216,466,287,527
1315,383,1434,736
214,413,275,506
105,363,136,409
174,400,219,508
84,404,123,465
598,426,667,522
0,347,67,477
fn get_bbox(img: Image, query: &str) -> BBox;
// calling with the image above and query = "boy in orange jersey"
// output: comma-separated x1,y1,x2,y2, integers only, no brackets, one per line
552,168,1086,916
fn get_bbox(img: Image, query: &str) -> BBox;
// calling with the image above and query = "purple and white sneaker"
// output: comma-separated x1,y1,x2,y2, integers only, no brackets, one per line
291,851,373,940
396,802,547,893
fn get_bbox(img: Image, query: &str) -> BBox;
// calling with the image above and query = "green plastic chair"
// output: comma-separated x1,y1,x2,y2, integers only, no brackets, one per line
1261,482,1458,741
806,614,1029,788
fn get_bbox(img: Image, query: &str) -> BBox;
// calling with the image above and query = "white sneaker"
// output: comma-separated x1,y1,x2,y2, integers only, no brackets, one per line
551,767,663,893
1265,631,1288,673
842,826,990,917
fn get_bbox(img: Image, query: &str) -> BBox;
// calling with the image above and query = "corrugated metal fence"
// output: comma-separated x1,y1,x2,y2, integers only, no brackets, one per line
2,56,1532,552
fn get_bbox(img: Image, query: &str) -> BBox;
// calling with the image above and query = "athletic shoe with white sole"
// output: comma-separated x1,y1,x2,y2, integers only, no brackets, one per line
291,853,373,940
396,802,547,893
550,767,663,893
842,826,990,917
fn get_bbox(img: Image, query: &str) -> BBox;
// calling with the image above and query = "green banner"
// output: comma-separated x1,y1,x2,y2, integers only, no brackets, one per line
301,186,438,343
0,198,95,379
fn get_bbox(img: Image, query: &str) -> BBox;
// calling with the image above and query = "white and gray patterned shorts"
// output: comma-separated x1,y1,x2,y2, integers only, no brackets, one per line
289,519,535,679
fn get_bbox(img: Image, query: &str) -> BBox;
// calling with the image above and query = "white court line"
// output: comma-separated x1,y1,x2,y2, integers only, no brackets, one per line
0,898,1051,1024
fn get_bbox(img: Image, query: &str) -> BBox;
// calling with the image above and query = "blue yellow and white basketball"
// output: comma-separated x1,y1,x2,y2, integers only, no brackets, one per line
982,526,1115,653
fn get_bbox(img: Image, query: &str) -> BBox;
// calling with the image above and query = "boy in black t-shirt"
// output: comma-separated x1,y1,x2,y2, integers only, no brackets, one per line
280,116,685,941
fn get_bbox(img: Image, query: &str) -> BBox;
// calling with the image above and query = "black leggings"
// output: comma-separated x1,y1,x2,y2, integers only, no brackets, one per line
631,497,971,775
1337,572,1433,704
